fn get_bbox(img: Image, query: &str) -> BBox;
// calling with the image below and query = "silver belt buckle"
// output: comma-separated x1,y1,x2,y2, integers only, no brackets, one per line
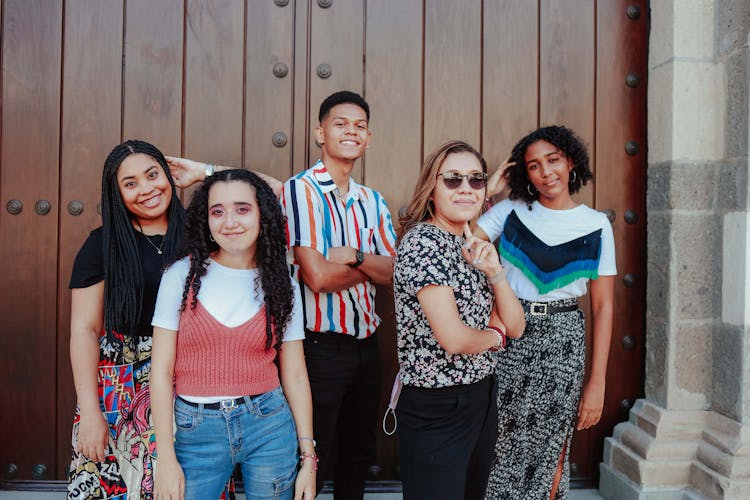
530,302,548,316
220,399,238,410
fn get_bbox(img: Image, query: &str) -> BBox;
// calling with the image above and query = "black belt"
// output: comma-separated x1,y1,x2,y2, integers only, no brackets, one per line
522,301,578,316
178,396,250,410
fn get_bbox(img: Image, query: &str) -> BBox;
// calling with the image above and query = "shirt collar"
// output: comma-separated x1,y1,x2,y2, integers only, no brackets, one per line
311,159,361,201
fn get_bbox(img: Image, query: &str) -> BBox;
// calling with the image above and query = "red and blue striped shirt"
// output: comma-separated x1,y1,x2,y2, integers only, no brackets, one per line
281,160,397,339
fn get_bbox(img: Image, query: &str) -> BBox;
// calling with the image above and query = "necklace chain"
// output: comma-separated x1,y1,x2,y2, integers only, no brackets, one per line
136,221,166,255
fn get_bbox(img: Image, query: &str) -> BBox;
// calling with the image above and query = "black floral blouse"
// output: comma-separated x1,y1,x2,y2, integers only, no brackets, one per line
394,223,496,388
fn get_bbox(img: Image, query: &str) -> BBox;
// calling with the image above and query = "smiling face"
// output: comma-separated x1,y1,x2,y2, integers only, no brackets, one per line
207,180,261,264
116,153,172,226
430,151,486,235
524,140,575,207
315,102,371,163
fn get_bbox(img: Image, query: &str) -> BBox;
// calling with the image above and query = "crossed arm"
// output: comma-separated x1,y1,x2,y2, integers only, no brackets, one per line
293,246,393,294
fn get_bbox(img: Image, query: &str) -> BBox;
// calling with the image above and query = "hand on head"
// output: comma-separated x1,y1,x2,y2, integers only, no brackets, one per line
486,158,515,198
165,155,205,189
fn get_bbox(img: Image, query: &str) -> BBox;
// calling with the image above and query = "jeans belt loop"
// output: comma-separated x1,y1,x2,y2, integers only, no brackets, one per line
531,302,548,316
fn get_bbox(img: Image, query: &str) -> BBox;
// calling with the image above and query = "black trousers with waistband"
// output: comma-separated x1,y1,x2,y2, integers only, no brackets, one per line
303,330,380,500
396,376,498,500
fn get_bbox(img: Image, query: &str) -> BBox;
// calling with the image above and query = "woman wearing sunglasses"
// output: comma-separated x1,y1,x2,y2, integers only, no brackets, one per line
476,126,616,499
393,140,525,499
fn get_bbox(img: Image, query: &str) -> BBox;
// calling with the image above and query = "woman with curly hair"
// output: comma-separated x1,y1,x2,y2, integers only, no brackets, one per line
67,140,185,499
150,169,315,500
475,126,616,499
393,141,525,499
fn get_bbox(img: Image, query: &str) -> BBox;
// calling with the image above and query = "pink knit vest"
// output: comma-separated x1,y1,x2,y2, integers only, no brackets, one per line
174,301,279,397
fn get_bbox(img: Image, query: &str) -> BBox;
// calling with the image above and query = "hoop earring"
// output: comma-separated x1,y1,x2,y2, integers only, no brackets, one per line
209,233,215,243
527,183,535,196
569,170,577,183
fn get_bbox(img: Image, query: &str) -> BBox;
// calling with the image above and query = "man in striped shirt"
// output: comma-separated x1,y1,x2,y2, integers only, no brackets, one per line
281,91,396,499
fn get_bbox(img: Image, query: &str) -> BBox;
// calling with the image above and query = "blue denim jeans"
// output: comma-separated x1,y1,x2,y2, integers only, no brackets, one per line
174,386,298,500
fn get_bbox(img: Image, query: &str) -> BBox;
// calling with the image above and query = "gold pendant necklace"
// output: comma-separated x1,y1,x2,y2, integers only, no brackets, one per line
136,221,166,255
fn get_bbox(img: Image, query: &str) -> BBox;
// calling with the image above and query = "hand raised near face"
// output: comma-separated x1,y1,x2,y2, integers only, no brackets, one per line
486,158,516,198
461,222,502,278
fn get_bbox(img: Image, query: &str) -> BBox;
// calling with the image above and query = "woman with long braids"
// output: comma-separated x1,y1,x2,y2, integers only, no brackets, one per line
150,169,315,500
476,126,616,499
67,140,185,499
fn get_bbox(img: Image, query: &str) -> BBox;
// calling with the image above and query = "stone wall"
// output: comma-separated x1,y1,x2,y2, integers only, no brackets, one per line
600,1,750,498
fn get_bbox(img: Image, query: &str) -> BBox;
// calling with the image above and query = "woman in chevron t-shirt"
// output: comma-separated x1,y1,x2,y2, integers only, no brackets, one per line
476,126,616,500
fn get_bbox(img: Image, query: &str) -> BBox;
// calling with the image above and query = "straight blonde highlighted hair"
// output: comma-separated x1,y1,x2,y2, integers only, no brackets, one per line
397,140,487,242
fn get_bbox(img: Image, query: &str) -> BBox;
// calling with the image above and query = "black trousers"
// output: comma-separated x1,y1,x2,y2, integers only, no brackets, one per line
303,330,380,500
396,376,498,500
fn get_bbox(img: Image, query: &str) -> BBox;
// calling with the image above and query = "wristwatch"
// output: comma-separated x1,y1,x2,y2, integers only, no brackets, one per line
350,249,365,268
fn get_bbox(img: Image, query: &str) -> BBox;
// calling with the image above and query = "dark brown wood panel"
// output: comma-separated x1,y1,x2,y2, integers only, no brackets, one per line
122,0,184,153
483,0,539,167
540,0,596,205
364,0,424,480
245,0,294,180
593,0,648,481
0,0,649,489
423,0,482,153
55,0,124,480
184,0,244,172
0,0,62,480
308,0,364,180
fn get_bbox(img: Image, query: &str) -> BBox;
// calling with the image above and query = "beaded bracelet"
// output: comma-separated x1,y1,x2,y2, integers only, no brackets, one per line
485,325,506,351
300,451,319,471
298,436,317,448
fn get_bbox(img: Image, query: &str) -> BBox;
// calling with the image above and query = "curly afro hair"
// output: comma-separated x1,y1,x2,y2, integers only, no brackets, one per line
503,125,592,206
178,168,294,351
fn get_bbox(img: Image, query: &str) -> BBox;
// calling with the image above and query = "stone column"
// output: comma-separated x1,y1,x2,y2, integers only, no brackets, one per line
599,1,750,498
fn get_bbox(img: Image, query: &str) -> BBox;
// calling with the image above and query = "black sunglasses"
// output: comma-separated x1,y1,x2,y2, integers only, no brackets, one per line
437,171,488,190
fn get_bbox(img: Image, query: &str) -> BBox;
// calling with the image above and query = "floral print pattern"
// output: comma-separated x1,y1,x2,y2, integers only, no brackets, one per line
394,223,495,388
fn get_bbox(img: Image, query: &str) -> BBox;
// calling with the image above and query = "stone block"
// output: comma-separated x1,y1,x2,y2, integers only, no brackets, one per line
649,64,675,164
672,61,725,162
648,163,672,211
672,214,722,320
673,321,712,403
716,160,749,211
649,0,675,69
717,0,750,57
724,47,749,158
721,211,749,325
647,211,671,320
646,318,669,406
673,0,715,60
668,163,717,210
712,323,744,421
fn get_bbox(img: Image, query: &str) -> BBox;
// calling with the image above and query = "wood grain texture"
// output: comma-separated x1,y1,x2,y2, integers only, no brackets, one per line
483,0,539,168
540,0,595,206
423,0,482,153
308,0,364,180
245,0,294,180
122,0,184,154
55,0,124,480
364,0,423,478
0,0,61,480
184,0,244,167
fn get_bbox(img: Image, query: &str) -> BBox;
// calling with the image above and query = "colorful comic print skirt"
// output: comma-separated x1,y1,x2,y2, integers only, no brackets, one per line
485,299,585,500
67,332,155,500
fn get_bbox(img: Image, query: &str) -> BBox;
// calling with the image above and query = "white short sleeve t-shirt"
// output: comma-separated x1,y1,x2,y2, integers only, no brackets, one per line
477,199,616,301
152,257,304,338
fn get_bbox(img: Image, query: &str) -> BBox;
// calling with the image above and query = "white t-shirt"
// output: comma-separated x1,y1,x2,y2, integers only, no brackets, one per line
477,199,617,301
152,257,305,402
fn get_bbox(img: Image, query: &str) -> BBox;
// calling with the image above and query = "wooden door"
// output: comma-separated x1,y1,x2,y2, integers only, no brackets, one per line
0,0,647,489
